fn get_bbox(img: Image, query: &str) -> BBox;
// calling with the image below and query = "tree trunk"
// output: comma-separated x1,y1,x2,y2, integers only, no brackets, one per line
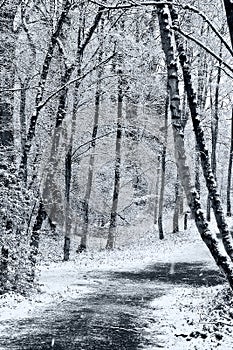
227,107,233,217
64,146,72,261
158,87,169,239
0,246,9,294
173,173,180,233
20,1,72,183
154,155,161,224
78,19,104,252
158,5,233,289
63,6,103,259
170,6,233,262
223,0,233,48
28,200,47,282
106,69,123,250
184,212,188,231
0,1,20,294
31,64,73,267
207,53,221,221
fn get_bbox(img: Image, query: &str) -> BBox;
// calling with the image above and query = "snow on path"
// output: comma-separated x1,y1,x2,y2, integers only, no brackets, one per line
0,230,228,349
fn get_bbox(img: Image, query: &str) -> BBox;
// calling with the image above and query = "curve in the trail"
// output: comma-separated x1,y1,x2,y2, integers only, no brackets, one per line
0,262,224,350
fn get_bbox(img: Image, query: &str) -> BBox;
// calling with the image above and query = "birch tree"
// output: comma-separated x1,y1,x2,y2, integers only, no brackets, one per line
157,4,233,288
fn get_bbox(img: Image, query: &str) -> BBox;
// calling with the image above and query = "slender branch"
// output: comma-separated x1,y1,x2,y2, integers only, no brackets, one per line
78,6,104,56
90,0,174,9
172,25,233,75
90,0,233,57
181,4,233,57
24,0,73,153
37,54,115,112
72,130,116,158
0,85,39,93
72,124,163,160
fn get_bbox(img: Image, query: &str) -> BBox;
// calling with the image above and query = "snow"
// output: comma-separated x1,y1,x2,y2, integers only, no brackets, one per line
0,221,232,349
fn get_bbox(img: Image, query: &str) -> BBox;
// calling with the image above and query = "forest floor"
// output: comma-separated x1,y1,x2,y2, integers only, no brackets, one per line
0,221,233,349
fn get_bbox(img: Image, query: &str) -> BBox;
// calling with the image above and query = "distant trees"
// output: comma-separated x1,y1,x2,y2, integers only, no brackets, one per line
1,0,233,293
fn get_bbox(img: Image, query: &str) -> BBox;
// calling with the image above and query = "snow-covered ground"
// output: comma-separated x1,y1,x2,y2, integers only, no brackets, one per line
0,221,232,349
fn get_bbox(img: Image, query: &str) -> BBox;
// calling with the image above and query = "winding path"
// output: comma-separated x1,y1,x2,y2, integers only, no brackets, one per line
0,260,224,350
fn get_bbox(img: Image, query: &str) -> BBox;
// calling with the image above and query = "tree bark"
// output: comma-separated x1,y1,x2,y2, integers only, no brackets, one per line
154,155,161,224
173,173,180,233
158,88,169,240
78,18,104,252
63,6,103,259
28,200,47,282
227,107,233,217
170,6,233,262
106,68,123,250
158,5,233,289
223,0,233,49
21,0,73,183
0,0,20,294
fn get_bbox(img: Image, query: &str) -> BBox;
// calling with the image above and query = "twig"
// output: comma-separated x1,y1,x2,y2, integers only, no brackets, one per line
172,26,233,76
37,54,115,111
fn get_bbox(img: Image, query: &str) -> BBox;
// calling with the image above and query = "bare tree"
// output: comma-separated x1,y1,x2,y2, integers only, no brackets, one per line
227,107,233,217
158,88,169,239
158,4,233,288
106,55,124,250
78,18,105,253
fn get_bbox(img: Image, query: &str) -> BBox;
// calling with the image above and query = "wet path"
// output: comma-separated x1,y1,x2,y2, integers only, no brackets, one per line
0,262,224,350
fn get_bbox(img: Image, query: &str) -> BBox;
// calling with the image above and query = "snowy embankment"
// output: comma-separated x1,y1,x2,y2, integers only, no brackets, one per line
0,221,232,349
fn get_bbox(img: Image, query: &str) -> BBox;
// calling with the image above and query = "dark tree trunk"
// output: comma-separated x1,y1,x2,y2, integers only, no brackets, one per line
158,88,169,240
207,52,221,221
28,200,47,282
79,18,104,252
223,0,233,49
170,6,233,262
0,1,20,294
106,70,123,250
63,7,103,259
227,108,233,217
173,173,180,233
184,212,188,231
64,146,72,261
20,1,73,182
0,246,9,294
158,4,233,289
154,155,161,224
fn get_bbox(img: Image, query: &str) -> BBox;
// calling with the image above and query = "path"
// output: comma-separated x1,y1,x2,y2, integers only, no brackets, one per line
0,258,224,350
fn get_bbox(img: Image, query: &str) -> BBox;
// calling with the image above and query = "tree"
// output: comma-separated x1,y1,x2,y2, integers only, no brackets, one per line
158,4,233,288
158,87,168,239
106,53,124,250
223,0,233,48
0,0,33,294
227,107,233,216
78,18,105,253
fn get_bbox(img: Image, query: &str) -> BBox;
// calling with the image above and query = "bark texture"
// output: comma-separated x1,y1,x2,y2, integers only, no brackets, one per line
157,5,233,289
79,18,104,251
223,0,233,48
158,89,169,239
170,7,233,262
106,69,123,249
227,108,233,217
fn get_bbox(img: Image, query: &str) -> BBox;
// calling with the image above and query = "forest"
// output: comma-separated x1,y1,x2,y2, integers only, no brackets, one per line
1,0,233,349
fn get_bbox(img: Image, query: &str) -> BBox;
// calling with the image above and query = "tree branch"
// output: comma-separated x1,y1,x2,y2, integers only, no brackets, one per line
37,54,115,112
172,25,233,76
90,1,233,57
72,130,116,159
